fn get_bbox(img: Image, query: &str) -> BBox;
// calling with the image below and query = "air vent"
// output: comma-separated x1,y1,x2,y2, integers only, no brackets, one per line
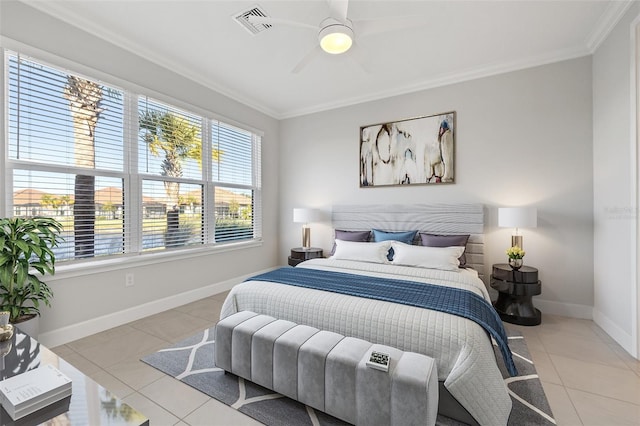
234,5,272,35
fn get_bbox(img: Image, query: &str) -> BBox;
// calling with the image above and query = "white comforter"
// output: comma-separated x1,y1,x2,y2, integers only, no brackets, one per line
220,258,512,425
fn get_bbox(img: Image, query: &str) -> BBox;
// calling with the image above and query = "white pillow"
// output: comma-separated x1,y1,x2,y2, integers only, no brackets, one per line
390,241,465,271
332,240,392,264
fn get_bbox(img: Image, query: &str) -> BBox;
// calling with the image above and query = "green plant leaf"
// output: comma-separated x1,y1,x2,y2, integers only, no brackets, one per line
14,240,29,254
41,247,55,259
0,269,12,288
27,232,41,245
31,263,45,275
15,263,27,288
0,217,61,320
32,245,43,258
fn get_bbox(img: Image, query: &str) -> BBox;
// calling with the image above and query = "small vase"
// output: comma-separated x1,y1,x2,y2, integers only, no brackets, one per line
508,258,523,270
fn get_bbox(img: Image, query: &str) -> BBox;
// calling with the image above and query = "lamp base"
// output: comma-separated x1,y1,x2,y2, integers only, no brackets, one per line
302,226,311,249
511,235,523,249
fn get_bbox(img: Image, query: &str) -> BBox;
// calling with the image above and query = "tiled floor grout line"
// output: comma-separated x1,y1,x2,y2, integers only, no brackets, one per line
563,383,640,407
177,390,211,424
52,300,640,426
540,380,584,426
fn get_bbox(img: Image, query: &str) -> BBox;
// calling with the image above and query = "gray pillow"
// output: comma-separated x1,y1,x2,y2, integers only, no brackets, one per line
419,233,470,267
331,230,371,255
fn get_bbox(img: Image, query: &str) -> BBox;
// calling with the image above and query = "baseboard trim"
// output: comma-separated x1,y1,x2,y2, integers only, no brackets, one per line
39,272,605,350
593,308,637,358
534,298,593,320
38,267,278,348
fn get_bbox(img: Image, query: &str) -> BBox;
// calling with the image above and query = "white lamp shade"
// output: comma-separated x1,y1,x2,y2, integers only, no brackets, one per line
293,208,320,223
498,207,537,228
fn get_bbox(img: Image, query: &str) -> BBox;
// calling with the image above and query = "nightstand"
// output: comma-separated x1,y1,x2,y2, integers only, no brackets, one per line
490,263,541,326
288,247,323,267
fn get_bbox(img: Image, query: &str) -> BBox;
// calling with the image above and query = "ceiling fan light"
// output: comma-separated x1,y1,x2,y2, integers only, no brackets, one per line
319,24,353,54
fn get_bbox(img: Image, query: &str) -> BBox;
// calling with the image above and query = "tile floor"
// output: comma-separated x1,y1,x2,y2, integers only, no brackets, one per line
50,292,640,426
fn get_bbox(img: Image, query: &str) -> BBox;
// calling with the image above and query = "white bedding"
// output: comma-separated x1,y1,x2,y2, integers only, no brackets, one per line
220,258,512,425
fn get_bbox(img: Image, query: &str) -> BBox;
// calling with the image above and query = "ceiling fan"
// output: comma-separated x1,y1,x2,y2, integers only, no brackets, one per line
248,0,423,73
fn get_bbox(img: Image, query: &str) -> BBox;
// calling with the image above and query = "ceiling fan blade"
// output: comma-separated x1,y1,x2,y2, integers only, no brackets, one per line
292,45,323,74
327,0,349,23
247,15,317,30
348,41,370,74
354,15,425,38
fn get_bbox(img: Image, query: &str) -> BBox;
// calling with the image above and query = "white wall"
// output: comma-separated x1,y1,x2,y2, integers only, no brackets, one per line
280,57,594,318
0,2,280,345
1,2,616,352
592,3,640,357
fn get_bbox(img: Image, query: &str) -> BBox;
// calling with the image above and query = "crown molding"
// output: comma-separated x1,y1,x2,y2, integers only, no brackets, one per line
23,0,282,119
280,45,592,119
586,0,635,52
22,0,609,121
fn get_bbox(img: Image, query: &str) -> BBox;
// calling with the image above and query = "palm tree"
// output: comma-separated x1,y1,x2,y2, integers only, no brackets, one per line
228,199,239,218
63,76,104,258
59,195,73,216
39,194,62,216
51,197,63,216
185,194,199,213
102,201,117,220
139,111,221,206
40,194,55,214
139,111,201,206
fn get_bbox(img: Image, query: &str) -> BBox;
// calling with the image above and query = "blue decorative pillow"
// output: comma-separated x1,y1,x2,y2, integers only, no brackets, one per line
372,229,418,260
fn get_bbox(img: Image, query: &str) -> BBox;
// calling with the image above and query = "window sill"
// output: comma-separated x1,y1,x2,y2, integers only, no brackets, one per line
47,239,263,281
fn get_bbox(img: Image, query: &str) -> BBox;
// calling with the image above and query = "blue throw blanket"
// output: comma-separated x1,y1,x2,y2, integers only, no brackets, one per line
248,267,517,376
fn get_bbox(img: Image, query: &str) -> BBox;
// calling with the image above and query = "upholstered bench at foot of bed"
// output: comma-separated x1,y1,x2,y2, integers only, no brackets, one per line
214,311,439,426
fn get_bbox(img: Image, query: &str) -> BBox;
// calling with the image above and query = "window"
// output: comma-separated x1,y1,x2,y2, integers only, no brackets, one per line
212,122,261,242
138,97,205,251
4,50,262,263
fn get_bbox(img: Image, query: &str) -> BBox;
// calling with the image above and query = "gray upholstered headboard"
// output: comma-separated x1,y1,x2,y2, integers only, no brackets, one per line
331,203,486,281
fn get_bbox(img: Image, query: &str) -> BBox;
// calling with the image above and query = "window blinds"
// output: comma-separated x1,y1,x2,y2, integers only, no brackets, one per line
5,49,262,261
8,53,126,261
211,122,261,242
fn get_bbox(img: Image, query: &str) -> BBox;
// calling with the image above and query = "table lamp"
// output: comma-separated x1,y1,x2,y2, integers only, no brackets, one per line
293,208,320,250
498,207,537,249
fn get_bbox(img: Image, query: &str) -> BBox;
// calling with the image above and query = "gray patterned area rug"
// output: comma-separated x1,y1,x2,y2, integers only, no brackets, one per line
141,327,555,425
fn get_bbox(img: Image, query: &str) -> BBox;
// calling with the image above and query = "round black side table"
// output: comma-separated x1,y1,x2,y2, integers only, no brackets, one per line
490,263,541,326
288,247,323,266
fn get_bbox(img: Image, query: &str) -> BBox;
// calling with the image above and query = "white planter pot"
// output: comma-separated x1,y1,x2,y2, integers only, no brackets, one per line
13,315,39,339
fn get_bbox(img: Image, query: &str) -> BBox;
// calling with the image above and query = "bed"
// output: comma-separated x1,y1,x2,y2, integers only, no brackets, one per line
220,204,512,426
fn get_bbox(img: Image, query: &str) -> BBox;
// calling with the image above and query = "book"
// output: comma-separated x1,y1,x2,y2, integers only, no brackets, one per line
0,395,71,426
0,364,72,420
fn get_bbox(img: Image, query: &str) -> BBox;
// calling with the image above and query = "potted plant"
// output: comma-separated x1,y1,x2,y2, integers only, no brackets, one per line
0,217,63,337
505,245,525,270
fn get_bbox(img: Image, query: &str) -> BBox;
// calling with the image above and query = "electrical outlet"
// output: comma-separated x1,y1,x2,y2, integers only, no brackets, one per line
125,273,134,287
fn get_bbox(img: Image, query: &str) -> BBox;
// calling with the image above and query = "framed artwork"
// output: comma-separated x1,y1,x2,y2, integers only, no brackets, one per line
360,111,455,187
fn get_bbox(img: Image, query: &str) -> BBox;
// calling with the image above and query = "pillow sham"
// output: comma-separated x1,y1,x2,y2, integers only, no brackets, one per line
419,233,470,267
330,229,371,255
390,241,465,271
372,229,418,260
332,240,391,264
372,229,418,244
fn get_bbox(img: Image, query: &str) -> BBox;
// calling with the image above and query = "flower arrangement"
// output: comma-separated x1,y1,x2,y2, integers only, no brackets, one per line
506,245,525,259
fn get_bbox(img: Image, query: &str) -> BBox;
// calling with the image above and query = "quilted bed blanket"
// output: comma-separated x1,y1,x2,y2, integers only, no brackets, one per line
220,258,512,425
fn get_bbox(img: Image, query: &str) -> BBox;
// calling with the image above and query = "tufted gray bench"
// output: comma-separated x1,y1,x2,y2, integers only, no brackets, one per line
215,311,438,426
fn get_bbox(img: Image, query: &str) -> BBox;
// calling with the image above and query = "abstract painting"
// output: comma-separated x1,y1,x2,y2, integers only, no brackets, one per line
360,111,455,187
